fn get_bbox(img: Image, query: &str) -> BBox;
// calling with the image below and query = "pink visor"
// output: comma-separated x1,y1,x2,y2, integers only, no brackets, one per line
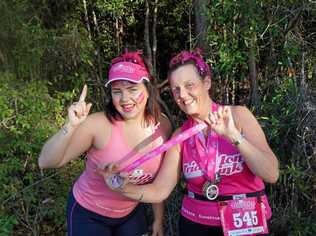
105,61,150,87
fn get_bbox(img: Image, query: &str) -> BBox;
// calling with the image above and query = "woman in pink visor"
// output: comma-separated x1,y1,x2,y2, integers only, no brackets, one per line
103,49,279,236
39,50,171,236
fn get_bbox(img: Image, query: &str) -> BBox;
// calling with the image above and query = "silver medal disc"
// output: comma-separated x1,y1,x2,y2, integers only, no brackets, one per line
107,174,124,189
204,184,219,200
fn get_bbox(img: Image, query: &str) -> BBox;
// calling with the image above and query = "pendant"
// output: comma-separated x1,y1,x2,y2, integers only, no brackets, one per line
107,174,124,189
202,181,219,200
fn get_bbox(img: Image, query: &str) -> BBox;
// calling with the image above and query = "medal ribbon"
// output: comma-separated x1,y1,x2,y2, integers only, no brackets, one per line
195,129,220,182
190,103,221,183
119,122,208,173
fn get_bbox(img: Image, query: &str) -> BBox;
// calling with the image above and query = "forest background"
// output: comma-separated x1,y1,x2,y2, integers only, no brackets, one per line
0,0,315,235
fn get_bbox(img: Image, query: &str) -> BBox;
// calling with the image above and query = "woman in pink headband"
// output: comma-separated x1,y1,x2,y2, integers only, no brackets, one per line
105,49,279,236
39,50,171,236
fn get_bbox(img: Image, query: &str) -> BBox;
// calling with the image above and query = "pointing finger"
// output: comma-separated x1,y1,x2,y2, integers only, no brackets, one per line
79,84,87,102
85,103,92,115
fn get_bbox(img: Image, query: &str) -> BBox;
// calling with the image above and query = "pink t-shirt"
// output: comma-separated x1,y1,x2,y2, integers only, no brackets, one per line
73,119,164,218
180,103,272,226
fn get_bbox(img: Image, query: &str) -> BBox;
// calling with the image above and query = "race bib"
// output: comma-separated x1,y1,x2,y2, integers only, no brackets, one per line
219,196,268,236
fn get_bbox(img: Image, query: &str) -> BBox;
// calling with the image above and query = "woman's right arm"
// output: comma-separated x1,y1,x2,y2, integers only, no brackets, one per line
38,85,92,169
118,129,183,203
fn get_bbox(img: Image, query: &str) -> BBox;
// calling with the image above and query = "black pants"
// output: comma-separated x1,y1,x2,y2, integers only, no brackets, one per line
179,215,223,236
66,189,147,236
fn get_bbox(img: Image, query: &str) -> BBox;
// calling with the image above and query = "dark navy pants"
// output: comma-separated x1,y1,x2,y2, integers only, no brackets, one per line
66,190,148,236
179,215,223,236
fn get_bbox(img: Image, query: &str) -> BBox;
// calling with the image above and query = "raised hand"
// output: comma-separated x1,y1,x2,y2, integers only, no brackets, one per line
207,106,239,139
67,85,92,127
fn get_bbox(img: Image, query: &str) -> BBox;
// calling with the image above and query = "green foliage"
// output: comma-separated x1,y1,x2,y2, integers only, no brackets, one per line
0,0,315,234
260,78,300,156
0,72,83,234
259,77,316,235
0,1,48,78
0,212,17,236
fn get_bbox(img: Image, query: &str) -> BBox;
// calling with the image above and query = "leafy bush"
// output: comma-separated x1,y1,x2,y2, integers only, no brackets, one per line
259,77,316,236
0,72,83,235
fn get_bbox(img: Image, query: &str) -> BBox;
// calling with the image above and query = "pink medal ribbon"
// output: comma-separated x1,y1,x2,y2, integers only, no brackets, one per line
195,131,221,200
188,102,221,200
108,122,208,189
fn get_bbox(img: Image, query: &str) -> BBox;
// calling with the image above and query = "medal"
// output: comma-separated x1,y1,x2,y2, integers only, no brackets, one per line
202,173,220,200
190,103,222,201
107,174,124,189
202,181,219,200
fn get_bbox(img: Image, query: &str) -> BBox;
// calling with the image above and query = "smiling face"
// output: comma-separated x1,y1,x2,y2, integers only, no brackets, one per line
111,80,149,121
169,63,211,120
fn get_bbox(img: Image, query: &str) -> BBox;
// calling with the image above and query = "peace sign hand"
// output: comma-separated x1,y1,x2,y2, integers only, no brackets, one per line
207,106,239,139
67,85,92,127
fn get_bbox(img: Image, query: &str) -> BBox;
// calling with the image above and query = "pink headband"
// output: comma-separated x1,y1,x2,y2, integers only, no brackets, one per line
105,50,150,87
169,48,211,77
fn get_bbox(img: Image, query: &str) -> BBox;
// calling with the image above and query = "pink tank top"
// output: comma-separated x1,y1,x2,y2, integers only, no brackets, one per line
73,119,164,218
180,103,272,226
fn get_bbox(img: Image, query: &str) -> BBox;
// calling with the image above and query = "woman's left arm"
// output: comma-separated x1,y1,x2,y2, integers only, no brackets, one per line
209,105,279,183
151,202,164,236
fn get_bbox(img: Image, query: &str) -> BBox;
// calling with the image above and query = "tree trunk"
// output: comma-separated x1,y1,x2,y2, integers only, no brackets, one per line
115,18,120,54
144,0,153,74
193,0,209,52
300,50,307,96
248,35,259,110
82,0,91,40
152,0,158,76
92,10,102,82
189,4,193,50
